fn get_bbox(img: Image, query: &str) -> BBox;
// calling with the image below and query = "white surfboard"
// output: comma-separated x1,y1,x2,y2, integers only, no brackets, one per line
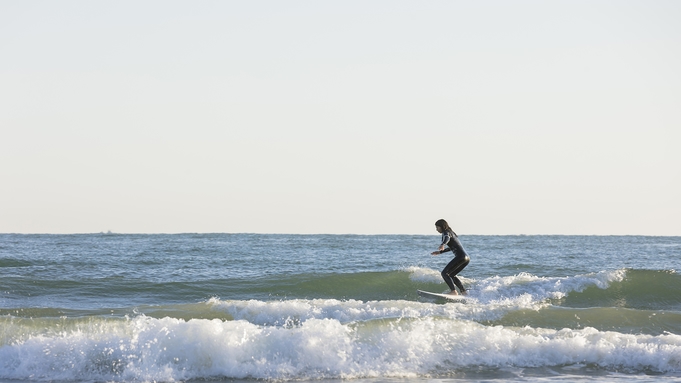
417,289,467,302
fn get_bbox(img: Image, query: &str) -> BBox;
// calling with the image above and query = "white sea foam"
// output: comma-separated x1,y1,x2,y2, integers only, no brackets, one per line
1,313,680,382
405,266,443,283
406,267,625,300
473,269,627,303
211,297,454,326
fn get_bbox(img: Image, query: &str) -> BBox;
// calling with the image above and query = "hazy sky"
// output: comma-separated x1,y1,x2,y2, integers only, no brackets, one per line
1,1,680,235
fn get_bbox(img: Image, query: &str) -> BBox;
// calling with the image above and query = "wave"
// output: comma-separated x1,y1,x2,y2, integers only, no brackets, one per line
0,258,34,268
270,267,681,312
4,264,677,312
1,313,681,381
409,267,681,312
4,268,677,320
560,269,681,311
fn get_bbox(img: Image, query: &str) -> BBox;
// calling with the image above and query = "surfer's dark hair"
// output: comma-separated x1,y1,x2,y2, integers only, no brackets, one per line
435,219,457,237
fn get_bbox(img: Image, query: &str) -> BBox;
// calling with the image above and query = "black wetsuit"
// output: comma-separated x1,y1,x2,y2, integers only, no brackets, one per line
439,230,470,292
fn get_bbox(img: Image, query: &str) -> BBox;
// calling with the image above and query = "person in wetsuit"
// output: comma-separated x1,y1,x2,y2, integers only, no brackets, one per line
431,219,470,295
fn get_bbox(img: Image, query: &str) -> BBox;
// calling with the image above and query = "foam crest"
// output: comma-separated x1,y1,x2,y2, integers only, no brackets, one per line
473,269,627,304
209,297,457,326
2,314,680,381
405,266,442,283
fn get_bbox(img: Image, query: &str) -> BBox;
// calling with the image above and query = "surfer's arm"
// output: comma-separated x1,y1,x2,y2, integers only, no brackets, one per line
437,233,451,252
431,248,452,255
440,233,451,247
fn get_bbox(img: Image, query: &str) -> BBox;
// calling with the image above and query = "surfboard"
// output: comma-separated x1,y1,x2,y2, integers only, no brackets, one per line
417,289,467,302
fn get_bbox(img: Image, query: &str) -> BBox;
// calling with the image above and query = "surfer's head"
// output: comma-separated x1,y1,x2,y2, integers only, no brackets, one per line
435,219,450,233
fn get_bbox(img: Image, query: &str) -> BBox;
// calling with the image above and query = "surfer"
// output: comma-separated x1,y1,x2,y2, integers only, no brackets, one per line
431,219,470,296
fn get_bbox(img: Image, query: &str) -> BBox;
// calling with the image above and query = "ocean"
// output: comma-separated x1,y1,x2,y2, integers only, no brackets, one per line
1,233,680,383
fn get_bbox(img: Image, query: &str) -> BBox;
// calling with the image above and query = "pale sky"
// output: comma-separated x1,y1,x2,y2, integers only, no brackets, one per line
1,1,680,235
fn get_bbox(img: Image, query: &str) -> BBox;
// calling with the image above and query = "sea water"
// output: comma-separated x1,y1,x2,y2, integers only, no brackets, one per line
1,234,680,382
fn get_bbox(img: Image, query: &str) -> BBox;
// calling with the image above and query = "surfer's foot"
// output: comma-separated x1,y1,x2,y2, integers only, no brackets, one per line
447,290,459,296
461,290,468,296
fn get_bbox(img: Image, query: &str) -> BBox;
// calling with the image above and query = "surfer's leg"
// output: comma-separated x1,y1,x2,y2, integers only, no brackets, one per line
441,257,461,292
451,276,466,293
440,269,457,291
442,255,470,293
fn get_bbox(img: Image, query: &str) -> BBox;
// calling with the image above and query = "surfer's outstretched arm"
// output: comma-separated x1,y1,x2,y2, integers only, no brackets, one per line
431,248,452,255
